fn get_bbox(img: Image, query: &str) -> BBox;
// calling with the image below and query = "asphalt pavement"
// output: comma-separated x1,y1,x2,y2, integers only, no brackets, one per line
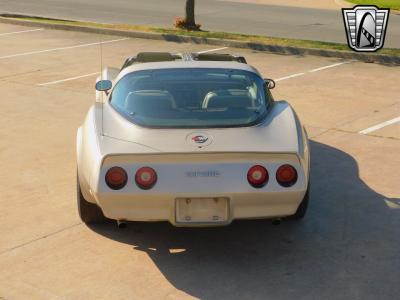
0,22,399,299
0,0,399,47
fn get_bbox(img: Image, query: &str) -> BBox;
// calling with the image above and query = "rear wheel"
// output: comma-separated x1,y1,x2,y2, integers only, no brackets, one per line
289,183,310,220
77,173,107,224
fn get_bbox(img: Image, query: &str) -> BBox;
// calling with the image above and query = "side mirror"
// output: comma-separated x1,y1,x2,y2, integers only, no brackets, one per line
95,80,112,92
264,79,276,89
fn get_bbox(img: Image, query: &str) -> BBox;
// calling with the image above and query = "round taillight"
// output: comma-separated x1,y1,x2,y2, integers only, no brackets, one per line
135,167,157,190
276,164,298,187
105,167,128,190
247,165,268,188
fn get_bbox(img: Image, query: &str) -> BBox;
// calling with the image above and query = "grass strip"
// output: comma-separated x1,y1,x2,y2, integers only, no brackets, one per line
345,0,400,10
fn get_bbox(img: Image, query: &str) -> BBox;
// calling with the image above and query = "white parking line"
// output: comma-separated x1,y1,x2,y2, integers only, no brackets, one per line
275,73,305,81
359,116,400,135
0,37,129,60
38,72,100,86
0,28,44,36
197,47,228,54
309,61,353,73
276,60,354,82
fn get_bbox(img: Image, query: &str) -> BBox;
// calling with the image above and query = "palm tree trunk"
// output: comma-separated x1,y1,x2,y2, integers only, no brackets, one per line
185,0,196,28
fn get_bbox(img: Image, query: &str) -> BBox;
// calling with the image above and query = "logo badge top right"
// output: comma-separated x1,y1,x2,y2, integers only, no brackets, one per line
342,6,390,52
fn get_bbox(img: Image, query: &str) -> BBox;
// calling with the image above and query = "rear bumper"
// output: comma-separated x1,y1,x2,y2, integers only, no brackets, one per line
94,190,306,227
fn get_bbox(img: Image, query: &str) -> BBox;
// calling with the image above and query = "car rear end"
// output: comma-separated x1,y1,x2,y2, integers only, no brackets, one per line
93,152,307,226
80,55,310,226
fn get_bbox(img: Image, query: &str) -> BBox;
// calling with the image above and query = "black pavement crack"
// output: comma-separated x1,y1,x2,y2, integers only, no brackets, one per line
0,222,82,256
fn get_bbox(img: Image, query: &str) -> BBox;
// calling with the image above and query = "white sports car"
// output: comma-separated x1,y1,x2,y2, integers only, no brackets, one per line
76,52,310,227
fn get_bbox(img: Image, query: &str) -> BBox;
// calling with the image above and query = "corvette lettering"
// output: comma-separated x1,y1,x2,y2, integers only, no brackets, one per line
185,171,221,178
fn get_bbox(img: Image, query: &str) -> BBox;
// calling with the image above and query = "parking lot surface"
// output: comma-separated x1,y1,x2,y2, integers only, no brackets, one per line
0,23,399,300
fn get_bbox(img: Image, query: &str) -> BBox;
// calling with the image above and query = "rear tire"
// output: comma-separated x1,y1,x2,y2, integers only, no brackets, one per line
77,173,107,224
289,183,310,220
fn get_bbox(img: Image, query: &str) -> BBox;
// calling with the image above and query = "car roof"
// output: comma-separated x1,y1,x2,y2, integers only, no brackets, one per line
118,61,260,79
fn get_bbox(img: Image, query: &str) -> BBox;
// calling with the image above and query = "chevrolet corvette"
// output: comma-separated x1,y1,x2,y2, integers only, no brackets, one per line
76,52,310,226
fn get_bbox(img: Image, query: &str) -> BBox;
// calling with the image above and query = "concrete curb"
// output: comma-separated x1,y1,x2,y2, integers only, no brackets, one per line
0,14,399,65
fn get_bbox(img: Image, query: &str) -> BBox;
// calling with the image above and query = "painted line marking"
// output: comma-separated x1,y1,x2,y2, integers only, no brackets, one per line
0,28,44,36
197,47,228,54
0,37,129,60
309,61,354,73
359,116,400,135
276,60,354,82
38,72,100,86
275,73,305,81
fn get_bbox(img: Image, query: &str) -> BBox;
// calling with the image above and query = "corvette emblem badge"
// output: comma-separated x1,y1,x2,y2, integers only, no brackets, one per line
192,135,208,144
186,133,213,147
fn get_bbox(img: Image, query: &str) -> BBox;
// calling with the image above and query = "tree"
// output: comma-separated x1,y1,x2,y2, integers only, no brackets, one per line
175,0,200,30
185,0,196,29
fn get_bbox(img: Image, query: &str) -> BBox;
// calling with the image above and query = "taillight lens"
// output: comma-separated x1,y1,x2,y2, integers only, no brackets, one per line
276,164,298,187
105,167,128,190
135,167,157,190
247,165,268,188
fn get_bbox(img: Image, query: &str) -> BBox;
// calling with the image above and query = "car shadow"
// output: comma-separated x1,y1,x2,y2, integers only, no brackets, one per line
89,140,400,300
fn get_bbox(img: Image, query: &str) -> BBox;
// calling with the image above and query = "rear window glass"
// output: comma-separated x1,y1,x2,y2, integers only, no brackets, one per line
109,68,269,128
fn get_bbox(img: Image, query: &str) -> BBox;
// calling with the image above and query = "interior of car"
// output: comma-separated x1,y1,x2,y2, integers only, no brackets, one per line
122,79,259,115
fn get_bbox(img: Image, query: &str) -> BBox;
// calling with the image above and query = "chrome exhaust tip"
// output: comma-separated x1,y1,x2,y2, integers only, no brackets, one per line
117,220,127,229
272,218,282,225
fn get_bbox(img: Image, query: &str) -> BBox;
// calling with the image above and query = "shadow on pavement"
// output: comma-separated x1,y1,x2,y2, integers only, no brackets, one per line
89,140,400,300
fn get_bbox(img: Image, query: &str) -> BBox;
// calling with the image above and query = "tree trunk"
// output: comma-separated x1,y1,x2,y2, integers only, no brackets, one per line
185,0,196,28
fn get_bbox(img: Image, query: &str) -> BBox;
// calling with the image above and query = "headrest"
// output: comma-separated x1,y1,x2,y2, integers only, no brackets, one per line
124,90,176,114
202,90,253,109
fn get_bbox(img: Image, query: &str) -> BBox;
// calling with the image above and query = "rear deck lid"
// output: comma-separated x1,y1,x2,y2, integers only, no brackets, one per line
101,101,300,154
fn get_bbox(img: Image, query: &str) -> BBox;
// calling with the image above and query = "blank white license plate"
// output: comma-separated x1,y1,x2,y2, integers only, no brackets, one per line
175,198,229,224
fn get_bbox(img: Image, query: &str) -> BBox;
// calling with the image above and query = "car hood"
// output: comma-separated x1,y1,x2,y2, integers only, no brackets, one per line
101,101,301,154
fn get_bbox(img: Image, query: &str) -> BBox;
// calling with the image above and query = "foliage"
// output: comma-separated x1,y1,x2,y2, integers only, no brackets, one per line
174,17,201,30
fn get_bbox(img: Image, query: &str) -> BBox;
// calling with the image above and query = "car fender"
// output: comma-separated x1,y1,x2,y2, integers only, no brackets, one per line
77,104,104,203
291,105,310,184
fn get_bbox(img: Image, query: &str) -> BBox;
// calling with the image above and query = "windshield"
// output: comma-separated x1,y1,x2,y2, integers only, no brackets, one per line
109,68,269,128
